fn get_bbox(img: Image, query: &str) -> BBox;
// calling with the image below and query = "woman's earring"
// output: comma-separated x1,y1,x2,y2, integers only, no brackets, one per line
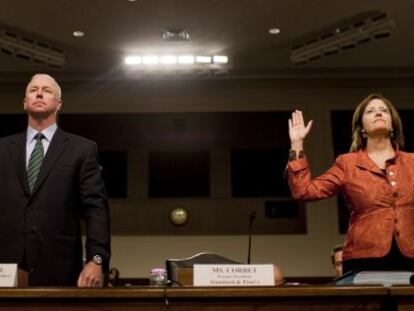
390,130,395,138
361,129,367,138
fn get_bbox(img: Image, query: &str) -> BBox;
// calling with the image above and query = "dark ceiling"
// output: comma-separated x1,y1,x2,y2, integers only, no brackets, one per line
0,0,413,81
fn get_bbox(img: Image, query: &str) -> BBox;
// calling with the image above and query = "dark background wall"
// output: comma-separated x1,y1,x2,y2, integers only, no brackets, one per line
1,77,413,277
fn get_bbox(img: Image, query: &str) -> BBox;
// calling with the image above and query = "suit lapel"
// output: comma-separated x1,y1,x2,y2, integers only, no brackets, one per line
31,128,69,195
9,132,30,195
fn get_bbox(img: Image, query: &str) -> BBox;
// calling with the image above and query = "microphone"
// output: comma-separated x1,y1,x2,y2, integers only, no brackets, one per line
247,211,256,264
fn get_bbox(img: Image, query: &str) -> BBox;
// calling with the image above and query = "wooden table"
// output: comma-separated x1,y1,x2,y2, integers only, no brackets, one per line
0,285,394,311
390,286,414,311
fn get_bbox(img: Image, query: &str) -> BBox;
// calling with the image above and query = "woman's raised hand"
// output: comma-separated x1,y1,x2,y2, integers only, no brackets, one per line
288,110,313,149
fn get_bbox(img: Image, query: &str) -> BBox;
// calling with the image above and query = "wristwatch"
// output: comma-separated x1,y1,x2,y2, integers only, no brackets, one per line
92,254,103,265
288,149,305,161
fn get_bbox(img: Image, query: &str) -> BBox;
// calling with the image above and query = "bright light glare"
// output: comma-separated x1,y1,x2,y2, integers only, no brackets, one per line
178,55,195,64
143,55,159,65
124,56,142,65
124,54,229,67
160,55,177,65
213,55,228,64
195,56,212,64
73,30,85,37
268,28,281,35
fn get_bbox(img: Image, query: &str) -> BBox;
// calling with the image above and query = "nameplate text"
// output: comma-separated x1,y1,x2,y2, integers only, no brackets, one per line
194,264,274,286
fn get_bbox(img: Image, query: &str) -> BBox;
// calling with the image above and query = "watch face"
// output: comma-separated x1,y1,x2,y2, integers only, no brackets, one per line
93,255,103,265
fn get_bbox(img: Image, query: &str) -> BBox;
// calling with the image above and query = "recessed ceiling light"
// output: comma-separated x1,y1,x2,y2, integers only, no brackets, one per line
160,55,177,65
195,56,212,64
123,54,229,68
213,55,228,64
268,28,281,35
178,55,195,65
124,56,142,65
143,55,159,65
73,30,85,37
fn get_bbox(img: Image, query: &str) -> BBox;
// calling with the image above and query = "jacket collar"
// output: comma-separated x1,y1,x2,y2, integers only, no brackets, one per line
9,128,69,197
355,147,400,174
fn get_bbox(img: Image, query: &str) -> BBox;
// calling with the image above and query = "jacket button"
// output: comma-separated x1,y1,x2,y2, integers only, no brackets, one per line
396,231,400,237
395,219,398,224
393,192,399,198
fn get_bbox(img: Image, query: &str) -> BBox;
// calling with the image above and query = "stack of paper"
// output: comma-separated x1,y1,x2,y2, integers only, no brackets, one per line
353,271,414,286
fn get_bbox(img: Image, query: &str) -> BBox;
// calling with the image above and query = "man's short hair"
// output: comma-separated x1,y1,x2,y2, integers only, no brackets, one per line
331,244,343,264
28,73,62,100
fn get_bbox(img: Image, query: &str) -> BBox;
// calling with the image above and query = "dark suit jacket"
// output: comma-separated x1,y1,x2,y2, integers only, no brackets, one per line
0,128,110,286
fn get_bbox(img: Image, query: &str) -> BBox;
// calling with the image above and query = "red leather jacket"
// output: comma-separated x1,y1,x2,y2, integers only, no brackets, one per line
287,149,414,261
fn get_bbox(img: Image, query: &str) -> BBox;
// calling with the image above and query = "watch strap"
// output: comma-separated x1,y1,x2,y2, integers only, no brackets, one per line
288,149,305,161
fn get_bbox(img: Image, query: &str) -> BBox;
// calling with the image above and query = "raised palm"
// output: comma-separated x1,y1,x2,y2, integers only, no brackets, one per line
288,110,313,144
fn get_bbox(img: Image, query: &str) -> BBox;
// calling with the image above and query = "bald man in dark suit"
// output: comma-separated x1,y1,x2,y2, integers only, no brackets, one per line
0,73,110,286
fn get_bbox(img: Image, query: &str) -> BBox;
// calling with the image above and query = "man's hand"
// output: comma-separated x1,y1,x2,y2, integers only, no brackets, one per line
77,261,103,287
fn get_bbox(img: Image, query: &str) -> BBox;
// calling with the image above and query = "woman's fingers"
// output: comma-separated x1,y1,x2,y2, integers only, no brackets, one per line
291,110,304,128
292,111,298,127
298,110,304,125
305,120,314,135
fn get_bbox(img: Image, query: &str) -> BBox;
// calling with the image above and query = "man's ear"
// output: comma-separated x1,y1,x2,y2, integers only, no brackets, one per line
23,98,27,111
57,100,63,111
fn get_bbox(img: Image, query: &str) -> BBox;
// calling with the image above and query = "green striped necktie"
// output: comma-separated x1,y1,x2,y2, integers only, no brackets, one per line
27,133,45,193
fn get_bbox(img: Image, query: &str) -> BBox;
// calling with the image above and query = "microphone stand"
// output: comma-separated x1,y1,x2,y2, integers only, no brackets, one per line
247,211,256,264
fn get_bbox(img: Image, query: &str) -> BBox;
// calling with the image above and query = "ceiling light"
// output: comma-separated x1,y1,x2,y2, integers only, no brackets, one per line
160,55,177,65
268,28,281,35
213,55,228,64
124,54,228,66
195,56,212,64
178,55,195,64
73,30,85,37
124,56,142,65
123,53,230,77
143,55,159,65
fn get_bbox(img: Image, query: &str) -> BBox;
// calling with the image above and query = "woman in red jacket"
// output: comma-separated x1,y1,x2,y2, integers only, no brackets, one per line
286,93,414,273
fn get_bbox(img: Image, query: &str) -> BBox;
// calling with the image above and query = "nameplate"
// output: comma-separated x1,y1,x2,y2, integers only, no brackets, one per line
194,264,275,286
0,264,18,287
